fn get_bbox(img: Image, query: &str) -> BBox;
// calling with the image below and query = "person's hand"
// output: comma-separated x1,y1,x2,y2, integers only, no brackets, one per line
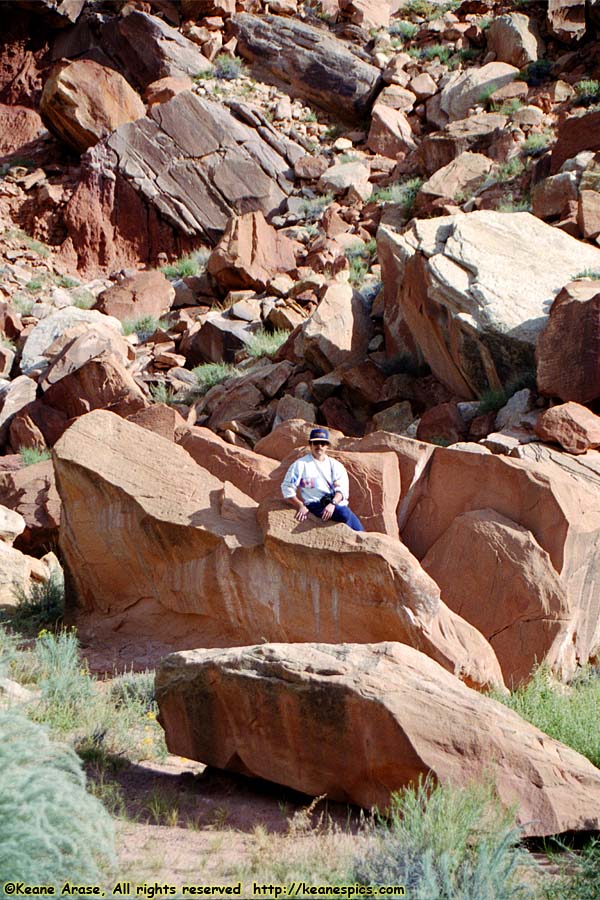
295,504,309,522
321,502,336,521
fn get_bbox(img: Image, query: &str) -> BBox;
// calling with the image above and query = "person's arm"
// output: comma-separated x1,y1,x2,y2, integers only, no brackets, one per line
281,461,310,521
320,460,346,521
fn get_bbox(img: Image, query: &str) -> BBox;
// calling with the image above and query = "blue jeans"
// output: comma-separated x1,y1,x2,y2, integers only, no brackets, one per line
306,502,365,532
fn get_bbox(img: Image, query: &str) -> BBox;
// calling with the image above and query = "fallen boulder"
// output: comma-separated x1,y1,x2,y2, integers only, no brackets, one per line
403,444,600,672
40,59,145,153
536,281,600,403
378,211,600,398
156,641,600,836
231,13,382,120
207,211,298,293
53,410,504,689
421,509,573,684
93,270,175,321
0,460,61,556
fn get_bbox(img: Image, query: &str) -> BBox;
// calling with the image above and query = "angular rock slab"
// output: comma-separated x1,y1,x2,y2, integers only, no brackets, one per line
40,59,145,153
378,211,600,398
53,410,504,690
403,444,600,672
421,509,573,685
231,14,382,121
60,91,301,273
155,641,600,836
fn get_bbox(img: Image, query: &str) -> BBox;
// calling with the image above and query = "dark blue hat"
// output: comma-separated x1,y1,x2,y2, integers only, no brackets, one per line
309,427,330,443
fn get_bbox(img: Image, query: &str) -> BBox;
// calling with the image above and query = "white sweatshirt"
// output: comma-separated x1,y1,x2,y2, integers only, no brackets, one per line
281,454,349,506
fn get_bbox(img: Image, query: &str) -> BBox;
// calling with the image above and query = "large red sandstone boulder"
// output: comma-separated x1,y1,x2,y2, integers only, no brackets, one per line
8,401,68,452
536,402,600,455
93,270,175,321
42,353,149,420
402,445,600,673
207,212,298,293
536,281,600,404
53,410,504,690
0,460,61,555
156,641,600,836
291,282,373,373
40,59,145,153
487,12,541,67
367,105,416,158
176,425,279,501
422,509,573,684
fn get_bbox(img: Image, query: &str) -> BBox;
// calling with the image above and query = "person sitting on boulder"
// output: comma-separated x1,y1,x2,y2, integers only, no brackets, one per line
281,427,365,532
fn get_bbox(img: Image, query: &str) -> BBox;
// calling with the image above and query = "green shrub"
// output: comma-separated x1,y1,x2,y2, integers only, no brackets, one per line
496,158,526,183
149,382,177,406
110,670,156,715
214,53,244,80
575,79,600,106
478,372,535,414
300,192,334,222
545,838,600,900
192,362,240,395
122,315,161,341
494,664,600,768
11,569,64,633
519,59,553,87
26,278,44,293
388,19,418,40
33,629,95,731
55,275,80,289
0,710,116,886
19,446,51,466
72,289,96,310
574,268,600,280
372,177,423,215
246,327,289,359
12,293,34,316
353,778,531,900
496,195,531,213
345,240,377,287
521,133,551,157
160,249,209,280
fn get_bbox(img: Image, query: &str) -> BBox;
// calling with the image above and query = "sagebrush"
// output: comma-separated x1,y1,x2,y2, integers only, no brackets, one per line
0,710,116,886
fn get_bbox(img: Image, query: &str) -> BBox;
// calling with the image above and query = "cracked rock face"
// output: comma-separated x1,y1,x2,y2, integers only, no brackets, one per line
155,641,600,836
232,13,382,120
60,91,301,275
378,210,600,398
403,444,600,674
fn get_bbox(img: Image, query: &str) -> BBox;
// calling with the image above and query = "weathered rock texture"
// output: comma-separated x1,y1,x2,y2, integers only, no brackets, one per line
53,410,504,689
0,460,61,555
536,281,600,403
231,14,382,120
378,211,600,398
536,402,600,455
60,91,301,275
207,211,298,292
403,445,600,673
40,59,145,153
421,509,573,685
156,641,600,836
